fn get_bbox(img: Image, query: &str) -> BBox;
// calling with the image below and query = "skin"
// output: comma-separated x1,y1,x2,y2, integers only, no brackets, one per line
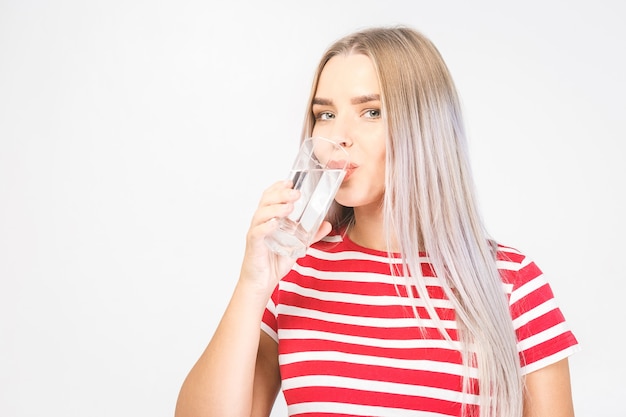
310,53,389,250
523,358,576,417
174,53,576,417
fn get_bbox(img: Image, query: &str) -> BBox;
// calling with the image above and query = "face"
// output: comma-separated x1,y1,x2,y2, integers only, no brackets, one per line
311,53,386,210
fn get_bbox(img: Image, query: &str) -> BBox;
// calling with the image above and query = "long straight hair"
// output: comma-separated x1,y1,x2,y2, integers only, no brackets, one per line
301,27,523,417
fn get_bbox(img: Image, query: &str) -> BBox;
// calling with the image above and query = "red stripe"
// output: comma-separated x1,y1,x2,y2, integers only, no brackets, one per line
496,246,525,263
284,386,467,416
289,414,356,417
278,315,458,341
279,337,463,363
299,255,437,277
510,282,554,321
261,237,579,415
520,332,578,366
282,273,449,299
516,308,567,342
514,261,544,289
281,360,470,392
279,291,455,321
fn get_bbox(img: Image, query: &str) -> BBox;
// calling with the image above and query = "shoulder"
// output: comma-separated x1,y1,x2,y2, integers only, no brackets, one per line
495,243,531,271
494,243,546,295
494,244,582,372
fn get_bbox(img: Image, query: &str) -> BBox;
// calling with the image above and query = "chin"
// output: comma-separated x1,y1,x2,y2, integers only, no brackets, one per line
333,190,355,208
334,189,379,209
334,185,356,203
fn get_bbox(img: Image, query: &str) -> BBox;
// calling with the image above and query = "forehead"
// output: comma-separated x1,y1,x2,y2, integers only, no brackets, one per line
316,53,380,98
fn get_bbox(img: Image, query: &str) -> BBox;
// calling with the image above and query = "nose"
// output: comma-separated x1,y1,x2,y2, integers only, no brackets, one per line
338,138,352,148
328,116,353,148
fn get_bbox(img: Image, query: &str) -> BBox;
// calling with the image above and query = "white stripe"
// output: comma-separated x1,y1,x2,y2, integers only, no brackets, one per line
518,255,532,268
517,321,572,351
292,263,442,286
288,401,461,417
307,246,433,264
281,280,454,309
265,297,277,315
283,375,478,404
319,234,343,243
261,322,278,343
509,272,548,305
496,252,530,272
512,298,559,329
278,305,458,329
278,328,461,350
521,344,582,375
279,350,476,377
495,260,523,272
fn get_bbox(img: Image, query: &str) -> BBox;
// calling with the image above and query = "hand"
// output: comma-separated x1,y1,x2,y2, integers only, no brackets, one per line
239,180,331,297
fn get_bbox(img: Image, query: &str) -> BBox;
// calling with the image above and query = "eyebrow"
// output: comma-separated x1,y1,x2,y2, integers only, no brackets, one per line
351,94,380,105
312,94,381,106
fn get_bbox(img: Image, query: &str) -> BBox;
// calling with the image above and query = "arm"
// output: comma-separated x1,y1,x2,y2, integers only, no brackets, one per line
174,280,280,417
251,331,282,417
175,181,331,417
523,358,575,417
174,181,295,417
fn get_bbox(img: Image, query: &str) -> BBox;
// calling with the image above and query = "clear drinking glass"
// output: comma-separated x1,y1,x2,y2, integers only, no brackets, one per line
264,137,349,258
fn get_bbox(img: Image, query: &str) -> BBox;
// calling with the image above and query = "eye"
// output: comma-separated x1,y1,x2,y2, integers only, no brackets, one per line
364,109,381,119
315,111,335,121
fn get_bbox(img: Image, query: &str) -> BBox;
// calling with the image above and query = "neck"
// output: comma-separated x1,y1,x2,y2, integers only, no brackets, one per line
348,205,399,252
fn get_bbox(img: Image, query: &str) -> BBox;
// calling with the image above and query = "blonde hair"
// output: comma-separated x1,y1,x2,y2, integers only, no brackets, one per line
301,26,523,417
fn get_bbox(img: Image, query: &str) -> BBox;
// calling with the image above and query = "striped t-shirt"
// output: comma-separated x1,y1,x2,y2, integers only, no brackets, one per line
261,234,580,417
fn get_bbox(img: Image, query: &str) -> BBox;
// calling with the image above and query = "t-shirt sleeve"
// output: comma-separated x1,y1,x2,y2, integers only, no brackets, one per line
500,249,581,375
260,284,280,343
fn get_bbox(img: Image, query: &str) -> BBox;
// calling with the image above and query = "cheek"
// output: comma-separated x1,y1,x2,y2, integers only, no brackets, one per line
311,124,323,137
376,148,387,182
334,166,387,208
374,164,386,192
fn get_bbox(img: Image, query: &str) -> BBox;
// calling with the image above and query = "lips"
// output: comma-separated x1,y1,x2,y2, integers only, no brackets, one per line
326,159,349,170
326,160,357,181
342,163,358,181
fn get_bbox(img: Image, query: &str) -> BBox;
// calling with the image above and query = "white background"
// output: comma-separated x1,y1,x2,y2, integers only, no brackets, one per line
1,1,624,416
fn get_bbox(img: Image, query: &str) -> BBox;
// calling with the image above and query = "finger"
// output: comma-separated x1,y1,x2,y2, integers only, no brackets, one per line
250,201,294,228
247,215,280,243
250,181,300,227
258,180,299,208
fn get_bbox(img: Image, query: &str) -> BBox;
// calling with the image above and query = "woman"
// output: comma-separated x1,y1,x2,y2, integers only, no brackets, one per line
175,26,579,417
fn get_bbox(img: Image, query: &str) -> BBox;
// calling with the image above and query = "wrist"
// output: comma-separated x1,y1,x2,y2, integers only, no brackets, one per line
234,272,276,307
